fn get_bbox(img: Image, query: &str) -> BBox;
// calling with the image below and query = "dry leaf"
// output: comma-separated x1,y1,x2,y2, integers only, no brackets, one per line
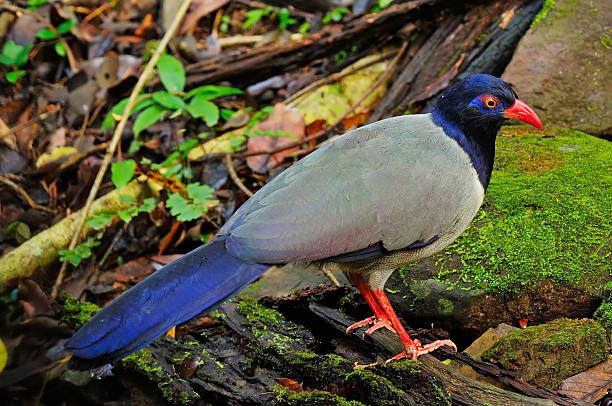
246,103,305,174
276,378,304,393
558,360,612,402
180,0,230,34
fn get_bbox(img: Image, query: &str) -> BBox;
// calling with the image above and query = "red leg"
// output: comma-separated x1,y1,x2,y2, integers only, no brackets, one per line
371,289,457,362
346,273,395,335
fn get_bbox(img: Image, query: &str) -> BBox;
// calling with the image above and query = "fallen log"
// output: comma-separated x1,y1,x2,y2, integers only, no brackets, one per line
50,286,592,405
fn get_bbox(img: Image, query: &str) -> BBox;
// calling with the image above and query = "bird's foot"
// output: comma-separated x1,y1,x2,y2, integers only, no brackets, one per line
385,339,457,363
346,316,396,335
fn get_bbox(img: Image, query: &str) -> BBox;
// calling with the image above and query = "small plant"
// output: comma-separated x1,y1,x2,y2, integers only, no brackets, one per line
36,19,75,56
600,34,611,50
371,0,394,13
322,8,350,24
166,183,218,221
219,15,231,34
243,7,272,29
277,8,295,30
59,236,101,266
27,0,47,10
102,53,242,152
0,40,32,83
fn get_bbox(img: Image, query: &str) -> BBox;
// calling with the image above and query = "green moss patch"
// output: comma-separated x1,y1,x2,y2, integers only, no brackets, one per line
434,127,611,294
482,318,608,388
273,386,365,406
61,294,100,329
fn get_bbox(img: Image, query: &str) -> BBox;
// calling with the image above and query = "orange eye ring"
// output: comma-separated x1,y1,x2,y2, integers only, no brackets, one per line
483,96,498,109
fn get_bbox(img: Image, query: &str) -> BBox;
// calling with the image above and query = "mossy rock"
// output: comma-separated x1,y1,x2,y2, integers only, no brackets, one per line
482,318,608,388
386,126,611,338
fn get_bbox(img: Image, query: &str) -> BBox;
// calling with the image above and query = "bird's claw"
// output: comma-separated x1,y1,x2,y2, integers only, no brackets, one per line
346,316,396,335
385,339,457,363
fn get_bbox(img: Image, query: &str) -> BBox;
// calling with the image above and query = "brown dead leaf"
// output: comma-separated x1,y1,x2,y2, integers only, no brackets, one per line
18,280,50,319
246,103,305,173
341,110,371,132
150,254,184,266
180,0,230,34
98,257,155,286
276,378,304,393
46,128,66,153
558,359,612,402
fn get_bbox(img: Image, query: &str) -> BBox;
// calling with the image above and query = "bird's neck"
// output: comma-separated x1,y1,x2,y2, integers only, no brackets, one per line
430,109,497,190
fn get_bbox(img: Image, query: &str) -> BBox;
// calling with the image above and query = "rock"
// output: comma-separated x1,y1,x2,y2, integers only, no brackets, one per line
385,126,611,341
502,0,612,138
481,318,608,389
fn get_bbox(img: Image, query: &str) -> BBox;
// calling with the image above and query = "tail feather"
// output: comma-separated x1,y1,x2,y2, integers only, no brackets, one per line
65,236,268,368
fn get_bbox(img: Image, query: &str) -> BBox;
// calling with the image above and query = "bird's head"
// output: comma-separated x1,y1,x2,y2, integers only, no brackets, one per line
432,74,542,141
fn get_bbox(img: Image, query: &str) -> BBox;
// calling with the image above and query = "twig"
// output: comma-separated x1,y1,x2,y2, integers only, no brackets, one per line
99,222,129,266
285,49,398,106
0,175,54,213
225,154,253,197
0,4,78,73
50,0,194,298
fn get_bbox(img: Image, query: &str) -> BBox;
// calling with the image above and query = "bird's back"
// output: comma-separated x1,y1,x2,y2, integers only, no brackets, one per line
220,114,485,265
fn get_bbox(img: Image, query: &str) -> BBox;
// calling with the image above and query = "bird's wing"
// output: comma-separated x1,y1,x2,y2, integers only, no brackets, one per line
220,114,482,264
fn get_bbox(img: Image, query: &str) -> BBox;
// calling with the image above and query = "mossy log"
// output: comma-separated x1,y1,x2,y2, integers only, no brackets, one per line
0,180,148,291
51,286,592,405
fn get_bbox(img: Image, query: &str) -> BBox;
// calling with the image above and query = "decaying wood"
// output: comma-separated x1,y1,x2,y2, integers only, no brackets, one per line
61,286,593,405
184,0,443,86
369,0,543,121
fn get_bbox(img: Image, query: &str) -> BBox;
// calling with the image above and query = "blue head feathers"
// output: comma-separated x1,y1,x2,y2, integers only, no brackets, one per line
430,74,519,189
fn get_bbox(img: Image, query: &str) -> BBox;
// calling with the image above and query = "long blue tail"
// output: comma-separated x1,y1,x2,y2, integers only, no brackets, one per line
65,236,268,369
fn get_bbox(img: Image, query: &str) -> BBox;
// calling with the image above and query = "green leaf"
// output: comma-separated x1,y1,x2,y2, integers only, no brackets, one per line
133,105,167,137
0,41,31,67
117,206,138,223
54,42,66,57
220,108,236,121
186,182,215,204
57,19,75,35
139,197,157,213
0,337,7,373
187,96,219,127
27,0,47,10
277,8,295,30
5,70,25,83
322,7,349,24
185,85,242,100
36,28,57,40
243,8,271,29
156,54,185,93
86,213,113,230
152,91,186,110
59,237,100,266
111,159,136,190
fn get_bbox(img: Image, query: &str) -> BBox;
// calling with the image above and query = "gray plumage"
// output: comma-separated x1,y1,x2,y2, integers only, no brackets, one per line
220,114,484,289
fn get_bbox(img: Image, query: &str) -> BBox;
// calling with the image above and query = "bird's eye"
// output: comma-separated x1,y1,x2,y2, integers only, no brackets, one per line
483,96,498,109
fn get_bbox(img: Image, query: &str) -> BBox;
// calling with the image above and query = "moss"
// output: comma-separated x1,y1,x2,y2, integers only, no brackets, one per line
272,386,365,406
482,318,608,388
236,296,283,337
282,351,353,386
344,370,409,405
381,360,451,405
594,301,612,335
61,294,100,329
437,298,454,316
531,0,556,28
120,349,199,404
434,128,612,294
339,290,360,312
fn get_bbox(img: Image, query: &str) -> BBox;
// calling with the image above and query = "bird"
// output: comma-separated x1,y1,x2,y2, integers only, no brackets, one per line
65,74,542,368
